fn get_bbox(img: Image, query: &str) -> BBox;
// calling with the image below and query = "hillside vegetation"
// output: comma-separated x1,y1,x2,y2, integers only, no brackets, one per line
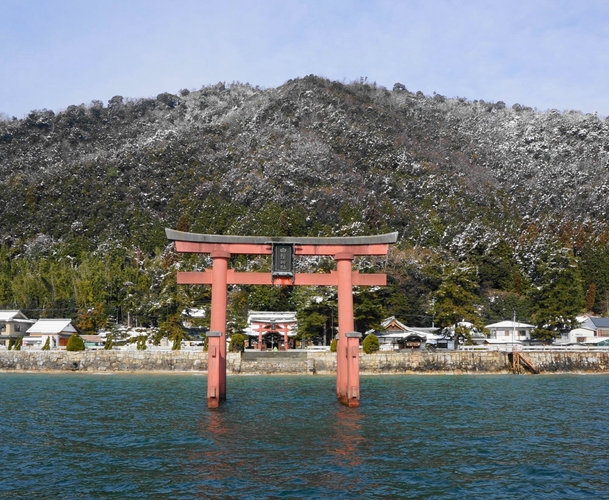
1,76,608,341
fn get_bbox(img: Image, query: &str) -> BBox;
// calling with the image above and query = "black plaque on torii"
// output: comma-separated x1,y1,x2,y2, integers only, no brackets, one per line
271,243,294,283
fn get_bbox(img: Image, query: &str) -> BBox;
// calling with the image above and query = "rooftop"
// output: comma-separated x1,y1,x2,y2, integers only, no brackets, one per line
0,310,29,321
485,321,535,329
27,319,78,335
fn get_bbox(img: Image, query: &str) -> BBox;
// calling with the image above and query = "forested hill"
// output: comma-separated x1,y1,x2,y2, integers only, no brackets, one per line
1,75,609,337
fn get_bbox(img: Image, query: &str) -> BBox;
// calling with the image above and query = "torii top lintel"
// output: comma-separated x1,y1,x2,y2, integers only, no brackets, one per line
165,229,398,257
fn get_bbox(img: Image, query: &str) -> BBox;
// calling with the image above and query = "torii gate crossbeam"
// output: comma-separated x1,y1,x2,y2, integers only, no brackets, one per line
166,229,397,408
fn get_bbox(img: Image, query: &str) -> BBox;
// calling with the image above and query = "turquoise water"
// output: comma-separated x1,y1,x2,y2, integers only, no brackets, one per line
1,373,608,499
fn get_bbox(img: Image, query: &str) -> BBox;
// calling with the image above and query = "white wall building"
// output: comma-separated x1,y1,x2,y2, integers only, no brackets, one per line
557,327,596,345
485,320,535,342
23,319,80,348
558,317,609,344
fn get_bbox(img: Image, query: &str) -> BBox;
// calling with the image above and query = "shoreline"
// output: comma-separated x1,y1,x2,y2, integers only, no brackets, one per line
1,369,606,376
2,349,609,375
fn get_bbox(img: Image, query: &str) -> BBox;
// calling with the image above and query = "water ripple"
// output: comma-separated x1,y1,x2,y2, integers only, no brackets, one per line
1,373,609,498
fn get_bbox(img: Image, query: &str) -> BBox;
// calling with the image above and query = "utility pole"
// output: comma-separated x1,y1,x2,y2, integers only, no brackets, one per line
323,321,327,346
512,309,516,342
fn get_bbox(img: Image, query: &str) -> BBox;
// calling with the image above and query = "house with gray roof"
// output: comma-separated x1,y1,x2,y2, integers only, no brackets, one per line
579,317,609,337
558,317,609,345
557,327,597,345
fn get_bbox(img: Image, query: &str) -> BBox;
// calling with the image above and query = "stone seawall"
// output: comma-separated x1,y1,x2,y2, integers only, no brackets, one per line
0,350,209,373
522,351,609,373
2,350,609,374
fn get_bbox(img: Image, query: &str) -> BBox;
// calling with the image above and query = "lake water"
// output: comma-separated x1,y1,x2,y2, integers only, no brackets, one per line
1,373,608,499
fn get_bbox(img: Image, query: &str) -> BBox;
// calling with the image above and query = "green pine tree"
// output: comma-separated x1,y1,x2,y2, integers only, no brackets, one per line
136,335,147,350
529,249,584,342
362,333,380,354
228,333,246,352
66,334,85,351
433,264,484,330
330,338,337,352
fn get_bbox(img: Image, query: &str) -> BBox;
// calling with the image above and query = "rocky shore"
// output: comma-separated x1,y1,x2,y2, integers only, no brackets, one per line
1,349,609,374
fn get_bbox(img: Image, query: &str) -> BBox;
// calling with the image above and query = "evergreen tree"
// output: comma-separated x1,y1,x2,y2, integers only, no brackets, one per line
160,312,185,350
297,310,327,343
354,288,385,334
293,286,336,345
171,335,182,350
529,249,584,342
66,334,85,351
228,333,246,352
41,336,50,351
483,290,531,323
580,242,609,315
584,283,596,312
362,333,380,354
136,335,147,350
433,264,484,329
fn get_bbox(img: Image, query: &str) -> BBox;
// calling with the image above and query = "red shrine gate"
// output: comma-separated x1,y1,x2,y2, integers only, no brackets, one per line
166,229,397,408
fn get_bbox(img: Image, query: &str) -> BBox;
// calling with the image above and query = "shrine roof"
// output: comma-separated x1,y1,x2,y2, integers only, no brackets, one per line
165,229,398,246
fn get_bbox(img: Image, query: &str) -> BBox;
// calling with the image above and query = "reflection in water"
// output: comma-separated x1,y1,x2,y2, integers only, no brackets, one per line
194,408,236,492
330,405,364,468
206,408,230,439
190,378,369,498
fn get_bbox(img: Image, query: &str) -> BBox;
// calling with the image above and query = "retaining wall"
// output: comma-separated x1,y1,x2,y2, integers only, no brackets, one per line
0,350,209,373
2,350,609,374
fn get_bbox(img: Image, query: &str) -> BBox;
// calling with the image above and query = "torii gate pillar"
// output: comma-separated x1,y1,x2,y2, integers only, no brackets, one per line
208,251,230,407
336,252,356,405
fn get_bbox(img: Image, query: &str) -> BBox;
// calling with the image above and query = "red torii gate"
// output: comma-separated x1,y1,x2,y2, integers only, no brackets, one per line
166,229,397,408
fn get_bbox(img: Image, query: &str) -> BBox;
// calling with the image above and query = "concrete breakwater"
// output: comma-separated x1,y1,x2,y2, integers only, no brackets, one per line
2,349,609,374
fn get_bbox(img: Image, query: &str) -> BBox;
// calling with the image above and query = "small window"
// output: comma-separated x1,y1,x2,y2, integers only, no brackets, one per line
14,324,21,332
0,323,5,331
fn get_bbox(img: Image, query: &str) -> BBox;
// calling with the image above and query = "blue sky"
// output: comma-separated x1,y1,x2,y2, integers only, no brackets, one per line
1,0,608,118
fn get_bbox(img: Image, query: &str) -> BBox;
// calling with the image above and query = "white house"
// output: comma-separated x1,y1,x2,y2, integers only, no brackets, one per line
485,320,535,342
557,327,597,345
23,319,80,348
578,317,609,337
0,311,36,347
558,317,609,344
